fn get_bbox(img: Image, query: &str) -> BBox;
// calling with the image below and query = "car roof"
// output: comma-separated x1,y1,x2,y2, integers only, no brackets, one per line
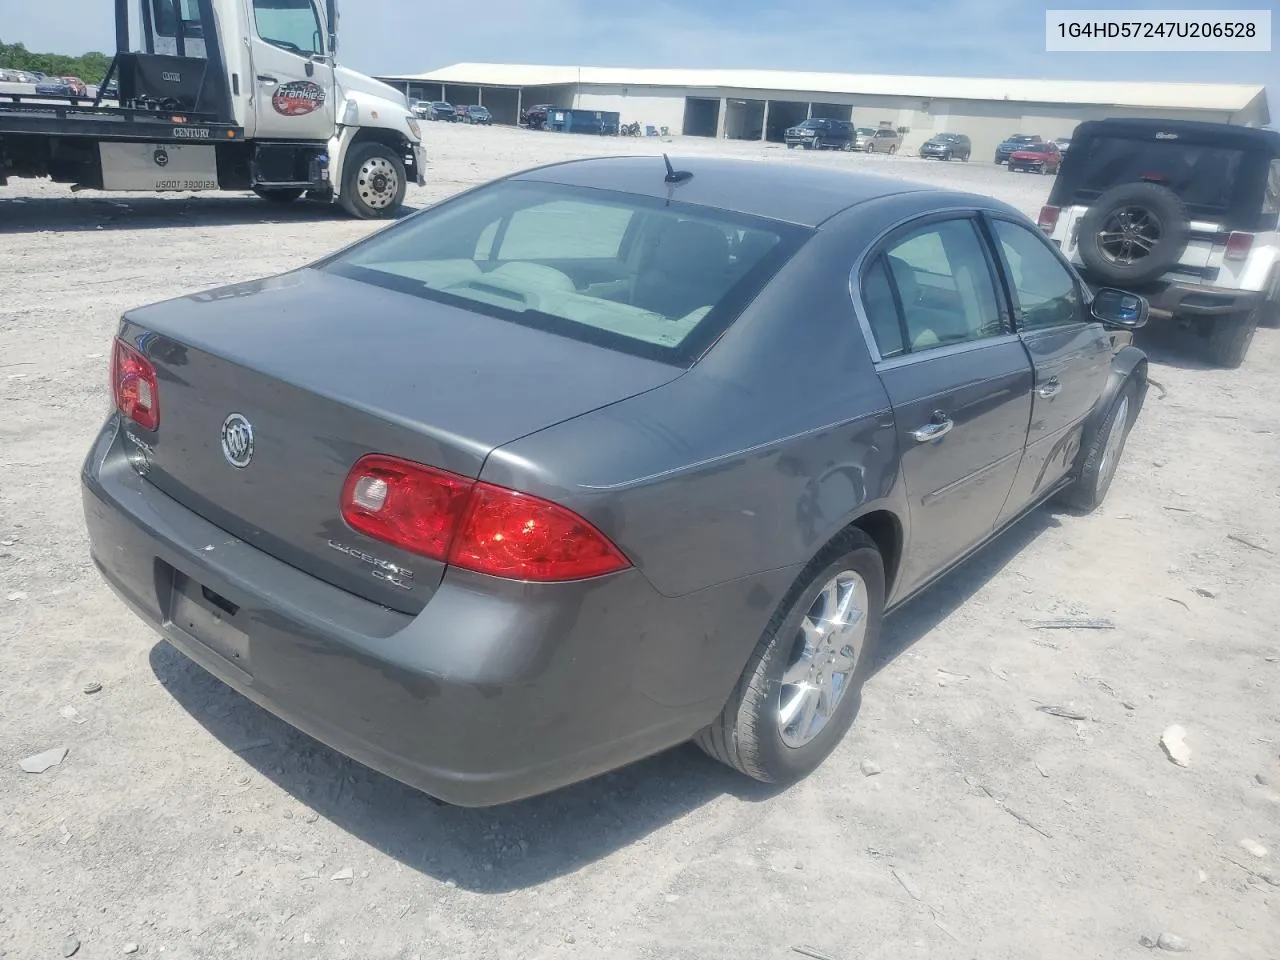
511,156,941,227
1072,118,1280,155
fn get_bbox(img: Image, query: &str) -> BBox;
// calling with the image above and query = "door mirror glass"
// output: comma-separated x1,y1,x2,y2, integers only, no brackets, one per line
1091,288,1149,328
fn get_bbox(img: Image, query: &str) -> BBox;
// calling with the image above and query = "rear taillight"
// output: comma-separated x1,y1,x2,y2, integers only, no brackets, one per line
1225,232,1253,261
1037,205,1060,235
340,455,631,582
111,337,159,430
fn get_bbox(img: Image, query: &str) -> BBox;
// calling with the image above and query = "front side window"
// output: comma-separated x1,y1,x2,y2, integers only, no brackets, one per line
253,0,324,56
322,181,805,364
860,217,1004,355
990,219,1081,330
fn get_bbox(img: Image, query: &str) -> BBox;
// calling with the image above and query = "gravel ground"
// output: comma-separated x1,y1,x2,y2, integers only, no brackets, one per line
2,122,1278,960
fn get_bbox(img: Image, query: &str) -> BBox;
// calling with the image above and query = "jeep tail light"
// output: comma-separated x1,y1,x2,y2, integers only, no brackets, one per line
1224,231,1253,261
111,337,159,431
340,454,631,582
1037,205,1060,235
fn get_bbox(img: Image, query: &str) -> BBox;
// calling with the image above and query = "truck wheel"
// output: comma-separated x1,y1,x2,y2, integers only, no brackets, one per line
1205,308,1260,369
1261,271,1280,328
696,529,884,785
252,187,304,203
339,143,406,220
1057,378,1140,512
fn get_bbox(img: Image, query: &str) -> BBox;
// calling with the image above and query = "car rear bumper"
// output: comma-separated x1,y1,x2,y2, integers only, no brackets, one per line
81,418,774,806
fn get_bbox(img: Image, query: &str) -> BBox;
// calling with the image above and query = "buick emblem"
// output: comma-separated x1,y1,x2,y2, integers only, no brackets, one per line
220,413,254,468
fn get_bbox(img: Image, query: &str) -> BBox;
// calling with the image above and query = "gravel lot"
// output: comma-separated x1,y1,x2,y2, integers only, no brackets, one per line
2,122,1278,960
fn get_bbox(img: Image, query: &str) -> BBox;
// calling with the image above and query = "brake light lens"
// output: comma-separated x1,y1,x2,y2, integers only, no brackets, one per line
111,337,159,430
340,455,631,582
340,455,472,562
1225,231,1253,261
1037,205,1060,235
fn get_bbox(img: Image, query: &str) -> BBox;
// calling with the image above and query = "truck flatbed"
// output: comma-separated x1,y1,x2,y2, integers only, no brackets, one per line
0,97,242,142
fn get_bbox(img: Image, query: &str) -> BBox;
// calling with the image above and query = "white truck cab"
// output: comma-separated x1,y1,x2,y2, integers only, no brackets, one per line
0,0,424,218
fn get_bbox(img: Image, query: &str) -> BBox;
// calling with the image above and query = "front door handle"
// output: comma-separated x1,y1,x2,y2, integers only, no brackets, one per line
911,413,954,443
256,74,278,86
1037,377,1063,399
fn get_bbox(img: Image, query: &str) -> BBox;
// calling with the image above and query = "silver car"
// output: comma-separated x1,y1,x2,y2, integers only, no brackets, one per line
862,128,903,154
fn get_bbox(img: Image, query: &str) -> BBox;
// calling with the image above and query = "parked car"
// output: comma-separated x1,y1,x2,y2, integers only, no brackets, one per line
1007,140,1062,174
409,100,430,119
427,101,456,121
34,78,78,97
464,105,492,125
101,77,119,99
83,156,1150,806
60,76,88,96
784,118,857,150
853,127,878,151
1040,118,1280,368
995,134,1041,164
521,103,555,130
1054,136,1072,154
919,133,972,161
863,128,903,154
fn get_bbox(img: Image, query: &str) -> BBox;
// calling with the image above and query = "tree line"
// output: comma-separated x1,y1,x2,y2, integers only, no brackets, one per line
0,40,111,83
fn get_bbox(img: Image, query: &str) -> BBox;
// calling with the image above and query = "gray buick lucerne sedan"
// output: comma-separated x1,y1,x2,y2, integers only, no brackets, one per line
83,156,1150,806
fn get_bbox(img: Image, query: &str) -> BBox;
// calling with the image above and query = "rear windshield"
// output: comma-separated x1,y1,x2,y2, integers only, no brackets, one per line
321,181,808,365
1055,135,1253,216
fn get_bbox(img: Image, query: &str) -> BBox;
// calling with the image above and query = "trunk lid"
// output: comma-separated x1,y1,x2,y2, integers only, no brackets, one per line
120,268,682,613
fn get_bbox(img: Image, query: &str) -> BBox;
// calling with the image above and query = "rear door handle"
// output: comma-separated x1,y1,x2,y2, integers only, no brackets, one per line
256,75,278,85
1037,377,1062,399
911,414,954,443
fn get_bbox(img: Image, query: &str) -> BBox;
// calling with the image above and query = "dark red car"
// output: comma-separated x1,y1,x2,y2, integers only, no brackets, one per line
1008,140,1062,175
61,76,88,96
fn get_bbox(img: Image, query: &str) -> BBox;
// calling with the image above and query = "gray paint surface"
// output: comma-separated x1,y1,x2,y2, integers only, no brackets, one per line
85,157,1142,805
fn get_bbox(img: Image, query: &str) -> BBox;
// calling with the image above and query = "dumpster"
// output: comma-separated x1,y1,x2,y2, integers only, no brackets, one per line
545,108,621,136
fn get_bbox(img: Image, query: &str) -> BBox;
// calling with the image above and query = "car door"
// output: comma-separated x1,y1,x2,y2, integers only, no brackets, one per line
247,0,336,142
985,215,1113,524
859,214,1035,596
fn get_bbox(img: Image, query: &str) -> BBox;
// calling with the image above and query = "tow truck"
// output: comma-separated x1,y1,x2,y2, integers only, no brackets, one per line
0,0,424,218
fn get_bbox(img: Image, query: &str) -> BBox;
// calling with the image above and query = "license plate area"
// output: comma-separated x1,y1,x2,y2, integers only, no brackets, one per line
164,567,250,672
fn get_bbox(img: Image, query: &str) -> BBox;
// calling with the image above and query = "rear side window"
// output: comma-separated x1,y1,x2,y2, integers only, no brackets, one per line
323,181,807,365
1265,160,1280,215
989,219,1081,330
860,218,1004,355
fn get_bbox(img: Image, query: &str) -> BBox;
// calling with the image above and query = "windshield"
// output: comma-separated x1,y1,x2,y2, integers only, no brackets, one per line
932,134,959,141
856,128,876,136
320,181,808,365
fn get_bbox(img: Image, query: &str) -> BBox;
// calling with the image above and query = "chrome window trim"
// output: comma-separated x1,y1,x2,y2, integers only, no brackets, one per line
874,331,1023,371
847,205,1012,368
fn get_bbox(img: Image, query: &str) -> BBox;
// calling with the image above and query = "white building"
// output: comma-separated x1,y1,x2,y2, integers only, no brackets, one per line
378,62,1270,160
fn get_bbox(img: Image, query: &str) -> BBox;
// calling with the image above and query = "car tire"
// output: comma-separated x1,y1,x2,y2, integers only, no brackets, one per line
696,529,884,785
1076,182,1190,286
338,142,407,220
252,187,304,203
1205,307,1260,369
888,145,897,155
1057,378,1141,513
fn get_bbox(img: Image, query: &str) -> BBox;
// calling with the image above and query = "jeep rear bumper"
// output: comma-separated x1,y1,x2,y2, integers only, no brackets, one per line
1083,278,1264,321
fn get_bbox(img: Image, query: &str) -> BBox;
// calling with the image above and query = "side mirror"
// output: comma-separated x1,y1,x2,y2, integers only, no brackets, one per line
1091,287,1149,329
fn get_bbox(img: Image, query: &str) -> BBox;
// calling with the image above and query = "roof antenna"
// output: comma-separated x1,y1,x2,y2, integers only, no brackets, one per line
663,153,692,184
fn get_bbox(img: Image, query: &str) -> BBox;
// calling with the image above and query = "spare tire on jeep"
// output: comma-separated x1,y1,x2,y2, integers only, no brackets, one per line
1077,182,1191,286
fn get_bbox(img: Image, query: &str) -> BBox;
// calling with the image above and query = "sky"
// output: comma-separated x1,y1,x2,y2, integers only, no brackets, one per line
3,0,1275,117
